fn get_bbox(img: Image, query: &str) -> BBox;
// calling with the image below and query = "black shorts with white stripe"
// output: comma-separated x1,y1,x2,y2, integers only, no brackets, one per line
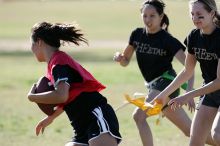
197,89,220,109
64,92,122,145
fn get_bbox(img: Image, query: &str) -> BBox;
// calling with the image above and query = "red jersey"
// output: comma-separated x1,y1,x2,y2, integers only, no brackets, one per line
46,51,106,108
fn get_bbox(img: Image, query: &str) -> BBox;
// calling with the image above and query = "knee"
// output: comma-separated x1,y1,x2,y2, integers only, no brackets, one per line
212,130,220,145
132,109,146,124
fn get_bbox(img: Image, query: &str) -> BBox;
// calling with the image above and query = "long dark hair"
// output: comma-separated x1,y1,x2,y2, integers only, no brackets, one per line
141,0,169,31
31,22,88,48
190,0,220,27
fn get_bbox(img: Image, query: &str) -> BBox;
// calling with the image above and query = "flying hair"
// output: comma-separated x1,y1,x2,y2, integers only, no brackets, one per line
31,22,88,48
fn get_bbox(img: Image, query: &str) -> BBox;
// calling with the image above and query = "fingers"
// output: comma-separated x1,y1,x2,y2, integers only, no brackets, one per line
168,99,182,111
30,83,37,93
42,127,45,134
28,84,37,102
35,122,45,136
113,52,123,62
35,124,42,136
187,101,195,113
168,99,174,106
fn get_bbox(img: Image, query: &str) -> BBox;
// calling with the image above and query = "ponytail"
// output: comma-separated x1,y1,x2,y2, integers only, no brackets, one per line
161,14,169,31
214,11,220,27
31,22,88,48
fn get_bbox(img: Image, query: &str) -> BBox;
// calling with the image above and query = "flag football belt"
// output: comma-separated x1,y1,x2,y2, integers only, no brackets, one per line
162,71,188,90
146,71,188,90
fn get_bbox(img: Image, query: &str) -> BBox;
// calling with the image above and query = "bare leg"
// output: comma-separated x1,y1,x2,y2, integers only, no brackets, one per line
190,105,217,146
193,109,217,146
133,89,161,146
133,107,153,146
163,102,216,146
89,133,118,146
163,106,191,137
211,107,220,145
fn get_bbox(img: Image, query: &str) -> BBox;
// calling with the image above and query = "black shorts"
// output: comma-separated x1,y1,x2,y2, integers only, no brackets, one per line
198,90,220,108
63,92,122,145
149,77,180,99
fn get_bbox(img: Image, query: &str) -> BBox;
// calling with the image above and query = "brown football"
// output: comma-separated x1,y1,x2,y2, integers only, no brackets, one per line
35,76,57,115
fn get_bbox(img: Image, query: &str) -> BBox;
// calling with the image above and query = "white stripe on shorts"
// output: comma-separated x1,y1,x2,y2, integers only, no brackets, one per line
196,95,205,110
90,106,122,143
92,107,109,132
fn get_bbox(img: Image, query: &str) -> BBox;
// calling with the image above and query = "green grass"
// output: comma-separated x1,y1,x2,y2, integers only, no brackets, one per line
0,0,193,41
0,1,141,40
0,48,205,146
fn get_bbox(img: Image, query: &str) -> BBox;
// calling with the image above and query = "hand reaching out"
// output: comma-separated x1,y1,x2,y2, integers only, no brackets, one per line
35,116,53,136
185,98,195,113
168,94,195,112
113,52,124,62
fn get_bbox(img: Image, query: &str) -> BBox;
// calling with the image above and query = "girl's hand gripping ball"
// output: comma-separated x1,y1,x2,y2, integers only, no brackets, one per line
34,76,57,115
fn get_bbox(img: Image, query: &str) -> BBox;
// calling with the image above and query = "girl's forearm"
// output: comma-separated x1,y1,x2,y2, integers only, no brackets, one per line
48,107,64,121
28,90,68,104
161,68,193,97
185,78,220,98
187,72,195,91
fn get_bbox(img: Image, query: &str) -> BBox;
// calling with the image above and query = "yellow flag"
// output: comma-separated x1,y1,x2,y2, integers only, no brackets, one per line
124,94,162,116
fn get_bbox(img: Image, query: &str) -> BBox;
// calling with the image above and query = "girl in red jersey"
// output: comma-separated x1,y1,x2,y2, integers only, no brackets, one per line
153,0,220,145
27,22,121,146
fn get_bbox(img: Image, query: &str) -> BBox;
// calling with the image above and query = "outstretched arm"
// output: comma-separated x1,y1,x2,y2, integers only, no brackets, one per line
153,52,197,105
35,107,64,136
175,49,195,92
169,58,220,109
113,45,135,67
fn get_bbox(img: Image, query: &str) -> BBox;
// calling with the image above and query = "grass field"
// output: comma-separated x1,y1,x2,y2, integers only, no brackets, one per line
0,0,211,146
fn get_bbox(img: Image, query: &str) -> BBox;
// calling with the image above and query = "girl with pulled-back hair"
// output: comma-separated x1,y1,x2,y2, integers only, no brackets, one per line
153,0,220,145
113,0,197,145
28,22,122,146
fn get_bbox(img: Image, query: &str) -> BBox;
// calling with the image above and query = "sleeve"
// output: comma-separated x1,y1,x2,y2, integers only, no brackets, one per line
128,28,138,46
185,30,196,55
52,65,83,87
214,31,220,58
166,34,186,56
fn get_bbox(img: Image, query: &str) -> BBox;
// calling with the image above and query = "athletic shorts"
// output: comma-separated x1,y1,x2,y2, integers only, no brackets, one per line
148,77,180,99
145,70,180,110
197,89,220,109
63,92,122,145
146,69,180,99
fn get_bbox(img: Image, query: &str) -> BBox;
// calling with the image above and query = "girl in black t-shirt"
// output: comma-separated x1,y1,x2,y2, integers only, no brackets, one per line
154,0,220,145
113,0,195,146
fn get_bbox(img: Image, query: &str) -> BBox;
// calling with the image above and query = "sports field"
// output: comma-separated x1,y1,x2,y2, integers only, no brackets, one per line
0,0,210,146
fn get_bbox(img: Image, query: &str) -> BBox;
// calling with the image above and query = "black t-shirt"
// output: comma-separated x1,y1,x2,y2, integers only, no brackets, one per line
129,28,185,82
185,28,220,83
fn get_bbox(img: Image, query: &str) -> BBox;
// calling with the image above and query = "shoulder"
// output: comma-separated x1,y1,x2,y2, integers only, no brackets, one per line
161,30,174,38
131,27,145,35
50,51,73,66
187,29,200,38
161,30,180,42
213,27,220,37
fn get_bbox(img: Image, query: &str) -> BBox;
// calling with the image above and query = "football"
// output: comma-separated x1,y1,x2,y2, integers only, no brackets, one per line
35,76,57,115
